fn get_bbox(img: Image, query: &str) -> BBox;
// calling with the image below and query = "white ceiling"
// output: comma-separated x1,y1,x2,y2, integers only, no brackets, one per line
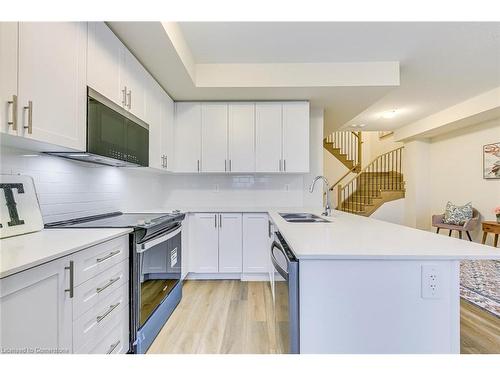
109,22,500,134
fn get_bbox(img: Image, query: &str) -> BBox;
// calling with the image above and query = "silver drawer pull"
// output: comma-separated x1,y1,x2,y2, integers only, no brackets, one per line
96,302,120,323
96,250,120,263
106,340,121,354
96,277,121,294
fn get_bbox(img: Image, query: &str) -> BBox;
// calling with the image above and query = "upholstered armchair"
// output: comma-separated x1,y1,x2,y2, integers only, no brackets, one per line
432,208,479,241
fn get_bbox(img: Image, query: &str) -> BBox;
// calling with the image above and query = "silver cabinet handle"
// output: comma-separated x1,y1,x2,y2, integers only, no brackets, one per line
64,261,74,298
96,276,121,294
96,250,120,263
106,340,121,354
197,160,200,172
225,159,227,172
161,155,165,168
283,159,286,172
7,94,17,131
127,90,132,110
219,214,222,228
165,155,168,169
122,86,127,107
229,159,232,172
214,214,217,228
279,159,282,172
96,302,120,323
23,100,33,134
268,220,272,238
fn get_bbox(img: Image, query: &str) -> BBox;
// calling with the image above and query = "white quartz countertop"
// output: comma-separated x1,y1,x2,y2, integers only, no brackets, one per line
268,210,500,260
0,228,132,278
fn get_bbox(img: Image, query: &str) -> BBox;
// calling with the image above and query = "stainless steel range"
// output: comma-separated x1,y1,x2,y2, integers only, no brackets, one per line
45,211,186,354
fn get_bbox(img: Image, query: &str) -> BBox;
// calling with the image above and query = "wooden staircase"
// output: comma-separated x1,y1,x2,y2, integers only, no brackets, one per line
324,131,405,216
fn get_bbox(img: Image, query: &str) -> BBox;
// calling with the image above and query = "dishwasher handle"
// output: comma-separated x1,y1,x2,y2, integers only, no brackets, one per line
270,241,289,281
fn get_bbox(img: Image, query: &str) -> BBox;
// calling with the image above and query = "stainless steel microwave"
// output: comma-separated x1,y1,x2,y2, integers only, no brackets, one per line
46,89,149,167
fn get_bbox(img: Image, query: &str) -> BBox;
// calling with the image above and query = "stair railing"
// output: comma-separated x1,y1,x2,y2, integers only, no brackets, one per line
325,131,362,171
337,146,404,213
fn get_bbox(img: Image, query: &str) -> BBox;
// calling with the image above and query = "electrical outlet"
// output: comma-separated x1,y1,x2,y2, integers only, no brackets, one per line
421,265,442,299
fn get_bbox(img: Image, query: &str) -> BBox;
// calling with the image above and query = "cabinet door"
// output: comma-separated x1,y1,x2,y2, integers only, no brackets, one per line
162,90,175,171
174,102,201,172
282,102,309,173
255,103,282,172
219,213,243,273
242,213,271,273
0,22,18,135
228,103,255,173
0,255,73,353
191,213,219,273
146,77,164,170
201,103,228,172
87,22,125,108
18,22,87,150
123,49,147,121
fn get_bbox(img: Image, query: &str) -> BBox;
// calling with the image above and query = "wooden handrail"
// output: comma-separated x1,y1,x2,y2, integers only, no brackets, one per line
341,146,404,188
329,165,358,191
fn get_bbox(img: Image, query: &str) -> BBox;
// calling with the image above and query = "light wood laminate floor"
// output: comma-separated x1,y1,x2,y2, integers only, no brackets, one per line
460,299,500,354
148,280,277,354
148,280,500,354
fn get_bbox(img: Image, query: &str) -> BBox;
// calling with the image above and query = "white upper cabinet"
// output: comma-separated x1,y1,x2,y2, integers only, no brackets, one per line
87,22,125,108
161,90,175,171
218,213,243,273
123,49,147,120
282,102,310,173
0,22,18,136
255,103,283,173
146,77,163,170
17,22,87,151
228,103,255,173
201,103,228,172
87,22,148,123
147,76,175,171
174,102,202,173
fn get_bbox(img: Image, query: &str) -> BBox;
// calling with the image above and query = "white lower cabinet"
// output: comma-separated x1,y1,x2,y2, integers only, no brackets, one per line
189,212,271,278
242,213,272,273
219,214,243,273
191,213,219,273
0,254,73,353
190,213,243,274
0,234,129,354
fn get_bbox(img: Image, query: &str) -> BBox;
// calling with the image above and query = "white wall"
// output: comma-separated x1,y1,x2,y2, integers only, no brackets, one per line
428,118,500,243
0,110,323,222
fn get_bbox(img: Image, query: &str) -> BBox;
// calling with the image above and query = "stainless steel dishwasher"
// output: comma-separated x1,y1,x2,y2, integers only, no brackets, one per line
271,231,299,354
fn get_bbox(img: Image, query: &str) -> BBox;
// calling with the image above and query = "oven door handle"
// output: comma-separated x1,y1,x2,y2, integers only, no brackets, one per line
137,226,182,253
270,241,289,281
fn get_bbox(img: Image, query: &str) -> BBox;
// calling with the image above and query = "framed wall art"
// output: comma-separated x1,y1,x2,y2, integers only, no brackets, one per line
483,142,500,179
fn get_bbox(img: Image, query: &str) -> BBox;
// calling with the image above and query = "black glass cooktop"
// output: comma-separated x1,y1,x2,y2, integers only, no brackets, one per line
45,211,183,229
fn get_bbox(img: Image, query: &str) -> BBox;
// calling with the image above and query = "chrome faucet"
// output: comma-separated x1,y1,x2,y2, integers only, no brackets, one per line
309,176,332,216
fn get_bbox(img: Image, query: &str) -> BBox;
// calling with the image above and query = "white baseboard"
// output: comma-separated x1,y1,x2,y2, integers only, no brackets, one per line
185,272,269,281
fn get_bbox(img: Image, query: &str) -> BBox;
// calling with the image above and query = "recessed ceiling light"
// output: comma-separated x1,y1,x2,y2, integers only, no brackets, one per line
351,124,358,127
381,110,398,119
358,124,366,128
22,154,39,157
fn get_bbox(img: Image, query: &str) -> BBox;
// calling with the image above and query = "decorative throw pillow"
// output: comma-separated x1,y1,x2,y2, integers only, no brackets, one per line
443,201,473,225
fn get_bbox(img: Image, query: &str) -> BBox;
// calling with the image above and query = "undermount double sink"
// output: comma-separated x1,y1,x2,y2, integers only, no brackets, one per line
279,213,330,223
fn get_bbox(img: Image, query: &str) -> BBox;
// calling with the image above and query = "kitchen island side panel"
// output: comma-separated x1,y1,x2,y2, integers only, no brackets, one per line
299,259,460,354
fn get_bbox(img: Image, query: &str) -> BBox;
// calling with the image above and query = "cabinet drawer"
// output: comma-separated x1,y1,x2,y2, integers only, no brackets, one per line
73,235,129,286
73,283,128,352
483,223,500,233
76,318,129,354
73,259,129,320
